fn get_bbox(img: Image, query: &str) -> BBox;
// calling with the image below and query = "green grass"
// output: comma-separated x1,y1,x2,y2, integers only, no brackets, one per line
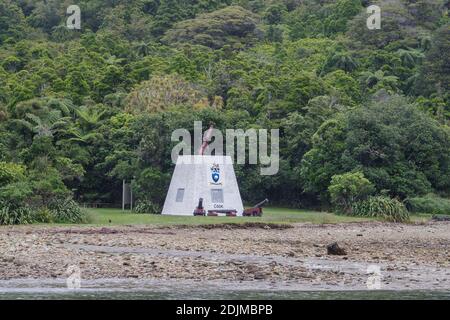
85,207,377,226
1,207,431,228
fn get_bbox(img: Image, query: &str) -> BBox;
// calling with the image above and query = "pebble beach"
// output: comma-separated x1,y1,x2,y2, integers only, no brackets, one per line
1,221,450,291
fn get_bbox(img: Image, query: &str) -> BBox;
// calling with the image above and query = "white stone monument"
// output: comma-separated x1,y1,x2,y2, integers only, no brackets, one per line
162,126,244,216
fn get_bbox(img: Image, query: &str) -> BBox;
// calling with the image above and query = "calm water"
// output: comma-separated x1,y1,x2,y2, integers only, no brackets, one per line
1,290,449,300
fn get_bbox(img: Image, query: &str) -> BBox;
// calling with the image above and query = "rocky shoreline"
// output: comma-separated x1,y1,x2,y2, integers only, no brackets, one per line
1,221,450,291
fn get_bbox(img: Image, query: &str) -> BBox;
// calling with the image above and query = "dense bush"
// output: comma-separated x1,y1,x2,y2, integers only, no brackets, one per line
48,198,87,223
0,0,448,213
0,199,89,225
32,207,53,223
328,172,375,213
0,161,85,224
302,95,450,200
162,6,259,49
0,199,88,225
0,203,34,225
134,200,161,214
351,196,409,223
0,181,33,205
0,161,25,185
28,167,71,206
405,194,450,215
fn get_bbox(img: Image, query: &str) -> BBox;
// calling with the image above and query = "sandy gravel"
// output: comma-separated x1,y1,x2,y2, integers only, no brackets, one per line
1,221,450,291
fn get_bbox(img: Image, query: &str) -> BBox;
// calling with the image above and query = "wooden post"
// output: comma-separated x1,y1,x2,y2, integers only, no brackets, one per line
130,183,133,212
122,179,125,211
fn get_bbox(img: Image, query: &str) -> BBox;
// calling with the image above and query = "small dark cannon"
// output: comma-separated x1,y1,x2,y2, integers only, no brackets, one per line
243,199,269,217
193,198,206,216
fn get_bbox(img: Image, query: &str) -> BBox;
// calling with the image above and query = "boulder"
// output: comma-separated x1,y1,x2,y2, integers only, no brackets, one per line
326,242,347,256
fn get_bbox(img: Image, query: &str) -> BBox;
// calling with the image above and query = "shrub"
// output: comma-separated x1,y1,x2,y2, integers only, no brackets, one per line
48,198,87,223
29,168,70,206
301,95,450,200
32,207,53,223
0,203,34,225
162,6,259,49
405,194,450,215
134,200,160,214
351,196,409,222
328,171,375,213
0,162,26,185
0,181,33,205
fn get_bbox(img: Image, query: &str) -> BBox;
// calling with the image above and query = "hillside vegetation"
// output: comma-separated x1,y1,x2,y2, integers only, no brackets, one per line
0,0,449,223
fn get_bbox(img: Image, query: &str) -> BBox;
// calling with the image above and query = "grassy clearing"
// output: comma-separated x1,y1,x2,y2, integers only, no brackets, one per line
0,207,432,228
85,207,377,226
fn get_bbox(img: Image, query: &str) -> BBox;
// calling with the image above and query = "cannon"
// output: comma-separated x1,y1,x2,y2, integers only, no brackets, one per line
243,199,269,217
193,198,206,216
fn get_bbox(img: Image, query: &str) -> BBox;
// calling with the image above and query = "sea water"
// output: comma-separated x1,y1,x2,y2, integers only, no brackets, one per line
1,290,449,300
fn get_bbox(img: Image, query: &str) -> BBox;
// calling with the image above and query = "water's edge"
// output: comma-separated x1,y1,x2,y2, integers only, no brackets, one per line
0,278,449,300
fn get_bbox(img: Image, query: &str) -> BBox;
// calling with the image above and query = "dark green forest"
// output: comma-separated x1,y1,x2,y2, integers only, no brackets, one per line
0,0,449,223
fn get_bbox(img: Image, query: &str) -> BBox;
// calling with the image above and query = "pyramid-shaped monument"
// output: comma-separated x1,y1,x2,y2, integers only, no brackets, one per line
162,126,243,216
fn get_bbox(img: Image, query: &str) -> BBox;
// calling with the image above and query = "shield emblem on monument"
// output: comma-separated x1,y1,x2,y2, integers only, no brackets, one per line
212,172,220,183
